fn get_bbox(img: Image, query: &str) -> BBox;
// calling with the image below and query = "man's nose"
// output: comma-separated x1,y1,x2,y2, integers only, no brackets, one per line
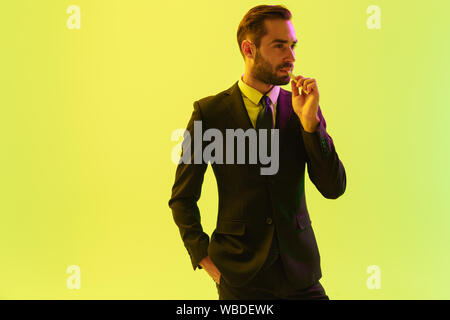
286,47,295,62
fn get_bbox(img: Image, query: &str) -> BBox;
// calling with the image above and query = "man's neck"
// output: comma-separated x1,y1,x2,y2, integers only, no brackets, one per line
242,72,274,95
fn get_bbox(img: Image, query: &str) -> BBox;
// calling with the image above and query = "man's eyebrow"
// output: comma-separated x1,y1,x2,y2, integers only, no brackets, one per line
269,39,298,46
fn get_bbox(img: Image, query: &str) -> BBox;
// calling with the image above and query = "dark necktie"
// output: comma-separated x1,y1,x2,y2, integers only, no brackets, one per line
256,95,273,130
256,95,273,156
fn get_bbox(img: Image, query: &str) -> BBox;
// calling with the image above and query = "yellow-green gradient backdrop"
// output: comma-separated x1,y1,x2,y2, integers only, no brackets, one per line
1,0,450,299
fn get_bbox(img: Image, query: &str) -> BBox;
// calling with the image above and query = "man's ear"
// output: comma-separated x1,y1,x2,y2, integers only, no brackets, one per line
242,40,254,59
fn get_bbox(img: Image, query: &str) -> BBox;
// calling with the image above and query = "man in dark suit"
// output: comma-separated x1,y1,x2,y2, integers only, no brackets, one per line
168,5,346,300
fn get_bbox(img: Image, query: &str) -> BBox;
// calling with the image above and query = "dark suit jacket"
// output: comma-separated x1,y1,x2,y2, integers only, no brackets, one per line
169,80,346,289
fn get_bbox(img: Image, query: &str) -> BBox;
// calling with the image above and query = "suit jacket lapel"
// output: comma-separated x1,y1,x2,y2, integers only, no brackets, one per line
225,81,253,131
276,88,293,131
226,81,294,152
223,81,295,169
225,81,294,131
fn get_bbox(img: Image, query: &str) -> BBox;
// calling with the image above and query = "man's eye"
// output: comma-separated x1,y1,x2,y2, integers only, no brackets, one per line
275,44,295,49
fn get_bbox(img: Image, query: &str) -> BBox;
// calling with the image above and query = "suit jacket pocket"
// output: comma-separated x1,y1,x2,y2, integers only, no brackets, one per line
215,220,246,236
210,221,246,257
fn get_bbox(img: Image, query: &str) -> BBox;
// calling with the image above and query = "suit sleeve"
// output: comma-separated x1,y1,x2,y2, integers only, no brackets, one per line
168,100,209,270
299,105,347,199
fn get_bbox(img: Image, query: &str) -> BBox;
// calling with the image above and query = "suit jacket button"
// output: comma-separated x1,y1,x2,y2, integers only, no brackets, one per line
266,217,273,225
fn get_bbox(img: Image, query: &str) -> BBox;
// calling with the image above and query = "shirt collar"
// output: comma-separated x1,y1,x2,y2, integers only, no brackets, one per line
238,74,280,106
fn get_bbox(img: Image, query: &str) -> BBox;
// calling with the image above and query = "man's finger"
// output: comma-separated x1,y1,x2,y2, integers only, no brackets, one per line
291,79,300,96
303,79,315,93
303,78,316,86
298,77,311,87
305,82,316,93
292,75,304,87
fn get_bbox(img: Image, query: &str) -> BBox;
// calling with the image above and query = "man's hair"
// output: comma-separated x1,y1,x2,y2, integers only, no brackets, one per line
237,5,292,60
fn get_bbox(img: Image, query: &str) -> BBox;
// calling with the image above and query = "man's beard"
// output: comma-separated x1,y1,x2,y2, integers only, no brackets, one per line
252,49,291,86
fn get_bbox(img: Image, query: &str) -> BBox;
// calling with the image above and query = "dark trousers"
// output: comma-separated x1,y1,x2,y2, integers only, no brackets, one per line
216,256,329,300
